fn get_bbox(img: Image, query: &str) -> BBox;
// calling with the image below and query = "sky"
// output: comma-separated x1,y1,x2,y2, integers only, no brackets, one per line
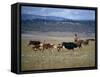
21,6,95,20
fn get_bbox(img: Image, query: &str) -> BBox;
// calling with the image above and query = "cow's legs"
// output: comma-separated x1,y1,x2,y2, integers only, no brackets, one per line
72,48,74,52
42,47,45,52
57,48,60,52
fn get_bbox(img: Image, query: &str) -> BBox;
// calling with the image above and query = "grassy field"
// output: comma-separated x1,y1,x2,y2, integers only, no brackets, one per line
21,38,95,71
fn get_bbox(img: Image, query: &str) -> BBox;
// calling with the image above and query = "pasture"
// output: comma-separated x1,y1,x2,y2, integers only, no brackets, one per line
21,38,95,71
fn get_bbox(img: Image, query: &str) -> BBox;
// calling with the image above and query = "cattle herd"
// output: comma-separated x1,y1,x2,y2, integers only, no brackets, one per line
28,38,95,52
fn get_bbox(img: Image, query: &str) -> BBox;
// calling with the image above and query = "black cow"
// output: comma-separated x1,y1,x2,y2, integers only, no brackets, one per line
62,42,78,51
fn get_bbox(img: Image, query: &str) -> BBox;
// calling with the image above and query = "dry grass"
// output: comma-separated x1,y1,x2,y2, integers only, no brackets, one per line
21,39,95,71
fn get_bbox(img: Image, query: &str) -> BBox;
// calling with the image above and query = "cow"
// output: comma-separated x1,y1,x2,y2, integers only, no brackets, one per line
75,40,83,48
28,40,42,51
62,42,78,51
56,40,83,52
28,40,41,46
81,38,95,46
86,39,95,41
32,45,42,51
42,43,55,51
82,39,89,45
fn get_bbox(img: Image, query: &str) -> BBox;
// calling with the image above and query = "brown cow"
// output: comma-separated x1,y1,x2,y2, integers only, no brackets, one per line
42,43,55,51
87,39,95,41
28,40,42,51
28,40,41,46
75,40,83,48
76,39,89,46
32,45,42,51
82,40,89,45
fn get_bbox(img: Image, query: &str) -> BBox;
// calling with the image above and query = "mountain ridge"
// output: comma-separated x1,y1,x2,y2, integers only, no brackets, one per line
21,14,95,21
